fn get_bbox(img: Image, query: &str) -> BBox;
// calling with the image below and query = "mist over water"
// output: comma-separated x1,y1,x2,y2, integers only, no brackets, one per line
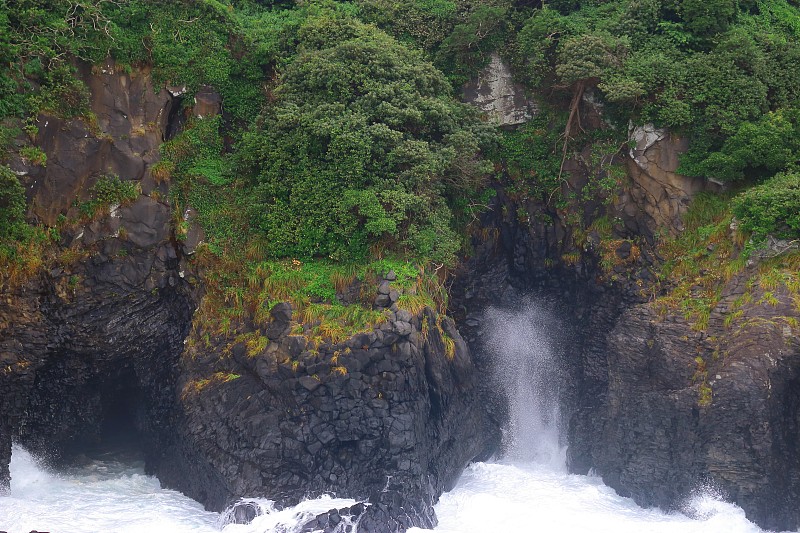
0,299,785,532
482,302,565,467
412,299,775,533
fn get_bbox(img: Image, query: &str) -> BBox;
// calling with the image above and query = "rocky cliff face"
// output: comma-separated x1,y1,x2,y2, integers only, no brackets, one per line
0,61,495,532
4,56,799,533
450,121,800,531
0,59,194,488
157,299,492,530
622,124,720,236
463,52,536,127
576,280,800,530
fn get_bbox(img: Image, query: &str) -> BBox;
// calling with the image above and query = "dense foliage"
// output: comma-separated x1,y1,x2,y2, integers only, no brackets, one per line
238,13,492,262
2,0,800,272
0,165,26,241
733,172,800,240
510,0,800,181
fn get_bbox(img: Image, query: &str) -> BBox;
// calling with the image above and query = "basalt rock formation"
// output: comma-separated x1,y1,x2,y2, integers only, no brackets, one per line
1,59,193,487
577,276,800,530
158,299,492,530
449,119,800,530
0,61,496,532
3,51,800,533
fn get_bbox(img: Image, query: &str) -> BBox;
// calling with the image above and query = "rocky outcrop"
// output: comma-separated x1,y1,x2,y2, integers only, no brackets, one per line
463,52,536,127
621,124,719,236
570,267,800,530
10,60,175,226
0,59,193,487
156,300,494,530
0,205,194,480
451,159,800,530
1,59,495,533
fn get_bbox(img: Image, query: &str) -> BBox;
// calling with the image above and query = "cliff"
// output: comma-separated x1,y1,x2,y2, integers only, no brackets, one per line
449,102,800,530
0,62,495,532
1,22,800,533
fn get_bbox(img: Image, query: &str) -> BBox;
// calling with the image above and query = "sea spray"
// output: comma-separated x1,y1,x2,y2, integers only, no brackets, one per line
0,445,358,533
482,300,565,467
409,300,769,533
0,300,777,533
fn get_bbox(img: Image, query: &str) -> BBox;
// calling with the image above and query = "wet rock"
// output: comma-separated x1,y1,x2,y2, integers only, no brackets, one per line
228,501,261,525
163,300,493,531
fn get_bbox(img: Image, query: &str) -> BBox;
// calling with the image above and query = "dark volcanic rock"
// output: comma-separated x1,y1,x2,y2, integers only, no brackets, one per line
571,280,800,530
0,231,194,479
1,56,493,533
158,307,494,531
450,176,800,531
0,59,196,487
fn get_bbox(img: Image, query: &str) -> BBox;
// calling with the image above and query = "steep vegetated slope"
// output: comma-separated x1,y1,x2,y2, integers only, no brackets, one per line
1,0,800,531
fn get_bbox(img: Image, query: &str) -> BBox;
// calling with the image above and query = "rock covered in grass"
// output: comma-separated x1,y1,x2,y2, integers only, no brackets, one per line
161,299,496,532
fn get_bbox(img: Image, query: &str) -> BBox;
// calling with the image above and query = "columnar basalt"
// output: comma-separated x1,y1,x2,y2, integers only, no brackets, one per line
158,294,494,529
0,60,496,533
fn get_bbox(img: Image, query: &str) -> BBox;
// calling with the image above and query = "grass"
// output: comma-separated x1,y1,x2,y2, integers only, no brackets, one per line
181,371,241,399
651,191,800,336
190,250,451,351
653,193,737,330
0,225,60,286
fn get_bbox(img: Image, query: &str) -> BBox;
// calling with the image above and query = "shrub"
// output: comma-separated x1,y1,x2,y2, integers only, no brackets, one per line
239,11,492,264
79,175,138,219
732,172,800,240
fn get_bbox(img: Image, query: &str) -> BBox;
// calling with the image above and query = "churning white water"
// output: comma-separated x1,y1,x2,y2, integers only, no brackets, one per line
410,301,776,533
0,301,787,532
0,446,358,533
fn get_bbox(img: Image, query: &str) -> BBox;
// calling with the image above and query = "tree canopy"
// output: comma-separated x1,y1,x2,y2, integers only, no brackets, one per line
238,12,492,262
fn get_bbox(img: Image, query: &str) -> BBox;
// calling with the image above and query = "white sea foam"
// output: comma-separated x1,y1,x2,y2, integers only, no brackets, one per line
0,446,357,533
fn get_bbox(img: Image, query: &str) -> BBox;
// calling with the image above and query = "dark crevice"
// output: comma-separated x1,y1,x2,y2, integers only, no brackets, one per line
165,95,187,141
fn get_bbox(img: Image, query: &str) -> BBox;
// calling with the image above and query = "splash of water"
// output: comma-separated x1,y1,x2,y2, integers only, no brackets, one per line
0,300,783,533
482,301,565,468
0,445,358,533
408,300,774,533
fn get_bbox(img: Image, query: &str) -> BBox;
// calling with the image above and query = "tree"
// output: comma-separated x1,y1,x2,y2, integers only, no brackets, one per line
238,11,492,263
0,165,27,241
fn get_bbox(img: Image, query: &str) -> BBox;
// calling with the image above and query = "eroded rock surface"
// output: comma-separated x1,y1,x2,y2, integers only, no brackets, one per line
450,175,800,531
1,59,496,533
1,59,191,489
158,304,494,530
571,269,800,531
10,60,175,226
463,52,536,127
621,124,719,235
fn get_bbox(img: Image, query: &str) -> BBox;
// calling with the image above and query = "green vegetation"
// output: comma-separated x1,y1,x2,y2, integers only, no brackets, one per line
3,0,800,355
0,165,26,242
238,12,492,263
0,164,56,284
190,253,446,347
78,175,139,220
654,193,739,329
732,172,800,240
